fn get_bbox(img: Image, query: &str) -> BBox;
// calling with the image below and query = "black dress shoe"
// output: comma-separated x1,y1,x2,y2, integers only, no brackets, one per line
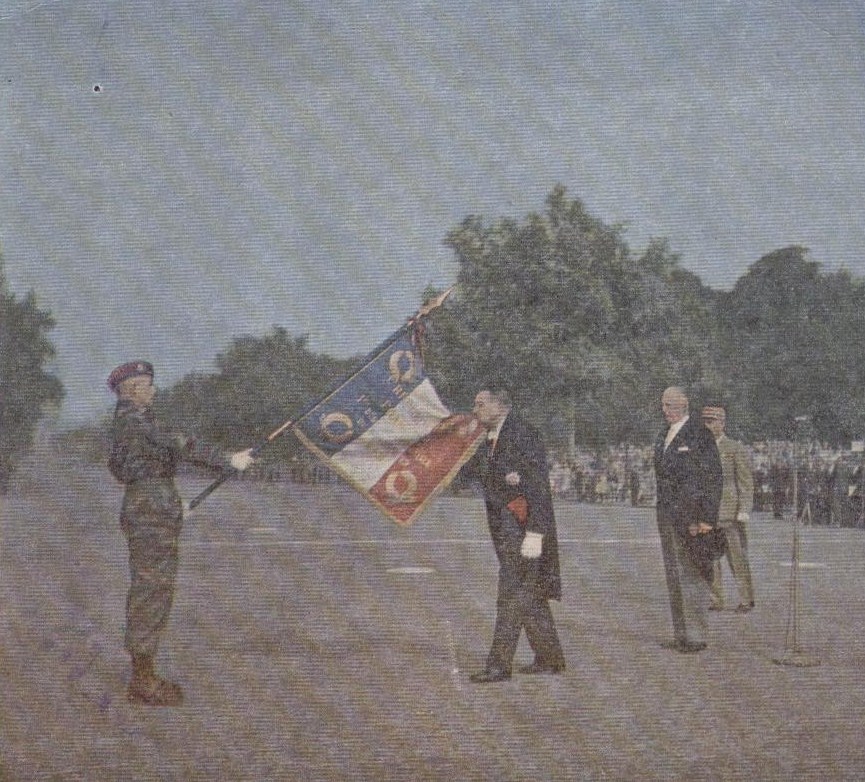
678,641,707,654
661,639,706,653
469,669,511,683
517,661,566,675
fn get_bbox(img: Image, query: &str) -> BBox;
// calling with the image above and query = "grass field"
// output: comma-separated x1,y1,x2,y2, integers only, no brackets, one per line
2,455,865,781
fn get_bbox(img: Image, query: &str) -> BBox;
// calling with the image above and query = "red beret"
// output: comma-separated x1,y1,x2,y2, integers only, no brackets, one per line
107,361,154,391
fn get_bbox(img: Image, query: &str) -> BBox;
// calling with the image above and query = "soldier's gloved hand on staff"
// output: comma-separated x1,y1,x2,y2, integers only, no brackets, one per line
230,448,256,472
520,531,543,559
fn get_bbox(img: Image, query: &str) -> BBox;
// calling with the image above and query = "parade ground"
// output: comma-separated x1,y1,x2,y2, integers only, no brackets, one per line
2,456,865,781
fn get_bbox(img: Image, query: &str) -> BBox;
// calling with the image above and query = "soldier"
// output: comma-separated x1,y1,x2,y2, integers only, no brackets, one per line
107,361,255,706
769,457,790,519
702,405,756,613
830,455,856,528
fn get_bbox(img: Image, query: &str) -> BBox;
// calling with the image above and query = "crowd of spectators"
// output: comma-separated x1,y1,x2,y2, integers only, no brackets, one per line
215,436,865,530
548,440,865,529
548,445,655,506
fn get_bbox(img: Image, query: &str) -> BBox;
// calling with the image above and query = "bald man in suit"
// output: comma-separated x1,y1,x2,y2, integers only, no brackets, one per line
654,387,723,653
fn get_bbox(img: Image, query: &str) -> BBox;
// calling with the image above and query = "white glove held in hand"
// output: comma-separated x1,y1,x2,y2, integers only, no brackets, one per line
230,448,255,472
520,531,543,559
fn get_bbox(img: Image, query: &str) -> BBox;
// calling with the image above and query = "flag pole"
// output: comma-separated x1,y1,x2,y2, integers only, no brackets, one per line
186,416,296,510
186,286,455,511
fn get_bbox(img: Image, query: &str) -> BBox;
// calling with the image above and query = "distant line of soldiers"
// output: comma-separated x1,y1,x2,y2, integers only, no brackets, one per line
753,455,865,527
549,445,865,528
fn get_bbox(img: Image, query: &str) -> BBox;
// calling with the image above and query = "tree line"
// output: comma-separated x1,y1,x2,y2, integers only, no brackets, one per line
3,184,865,488
0,259,64,490
425,186,865,452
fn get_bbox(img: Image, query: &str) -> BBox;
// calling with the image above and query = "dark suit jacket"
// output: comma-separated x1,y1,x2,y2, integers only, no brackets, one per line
465,412,562,600
654,415,722,538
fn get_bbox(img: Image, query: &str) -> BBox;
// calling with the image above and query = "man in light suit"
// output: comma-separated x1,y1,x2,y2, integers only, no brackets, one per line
465,387,565,683
702,405,756,613
654,387,722,653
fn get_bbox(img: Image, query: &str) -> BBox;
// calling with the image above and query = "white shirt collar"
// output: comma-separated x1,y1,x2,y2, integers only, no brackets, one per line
487,412,509,442
665,415,688,447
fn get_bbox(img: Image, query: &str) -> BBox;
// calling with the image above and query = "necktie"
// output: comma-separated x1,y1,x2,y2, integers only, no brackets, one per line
664,427,675,450
488,436,497,459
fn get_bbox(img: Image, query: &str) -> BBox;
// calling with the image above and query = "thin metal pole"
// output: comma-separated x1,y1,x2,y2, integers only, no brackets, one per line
774,443,819,667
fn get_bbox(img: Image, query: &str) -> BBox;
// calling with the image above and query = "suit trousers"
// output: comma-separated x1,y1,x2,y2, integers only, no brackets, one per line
484,505,563,672
658,519,710,645
711,521,755,607
486,552,564,673
487,510,565,673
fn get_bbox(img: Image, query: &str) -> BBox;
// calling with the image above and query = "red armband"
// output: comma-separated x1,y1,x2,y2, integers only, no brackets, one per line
506,496,528,524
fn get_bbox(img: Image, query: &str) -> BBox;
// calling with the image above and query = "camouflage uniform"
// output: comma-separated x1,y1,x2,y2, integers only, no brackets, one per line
109,399,231,658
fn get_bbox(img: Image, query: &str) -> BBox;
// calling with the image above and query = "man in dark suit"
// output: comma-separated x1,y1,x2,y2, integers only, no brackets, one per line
654,386,723,653
465,387,565,683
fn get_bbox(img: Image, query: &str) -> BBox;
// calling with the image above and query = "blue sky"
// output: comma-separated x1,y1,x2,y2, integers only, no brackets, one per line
1,1,864,423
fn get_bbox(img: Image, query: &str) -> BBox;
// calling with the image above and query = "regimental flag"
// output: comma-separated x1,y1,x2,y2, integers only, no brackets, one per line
292,327,483,525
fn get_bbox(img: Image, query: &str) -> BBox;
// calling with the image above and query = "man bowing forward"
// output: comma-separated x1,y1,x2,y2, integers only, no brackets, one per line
464,387,565,683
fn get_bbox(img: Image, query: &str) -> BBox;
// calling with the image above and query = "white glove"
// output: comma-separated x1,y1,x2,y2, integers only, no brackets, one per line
520,531,543,559
230,448,256,472
736,511,750,522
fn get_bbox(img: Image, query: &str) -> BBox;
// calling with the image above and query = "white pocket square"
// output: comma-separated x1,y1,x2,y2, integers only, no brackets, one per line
677,446,690,452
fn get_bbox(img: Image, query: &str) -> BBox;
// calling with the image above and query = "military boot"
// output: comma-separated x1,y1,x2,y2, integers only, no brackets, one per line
127,653,184,706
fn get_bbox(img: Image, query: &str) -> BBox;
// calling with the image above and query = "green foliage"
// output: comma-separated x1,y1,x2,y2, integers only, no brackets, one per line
716,246,865,443
424,185,720,452
0,258,64,491
69,191,865,460
155,327,357,462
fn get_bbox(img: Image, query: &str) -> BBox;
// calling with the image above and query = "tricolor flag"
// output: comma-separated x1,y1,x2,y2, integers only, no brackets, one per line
292,327,483,525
